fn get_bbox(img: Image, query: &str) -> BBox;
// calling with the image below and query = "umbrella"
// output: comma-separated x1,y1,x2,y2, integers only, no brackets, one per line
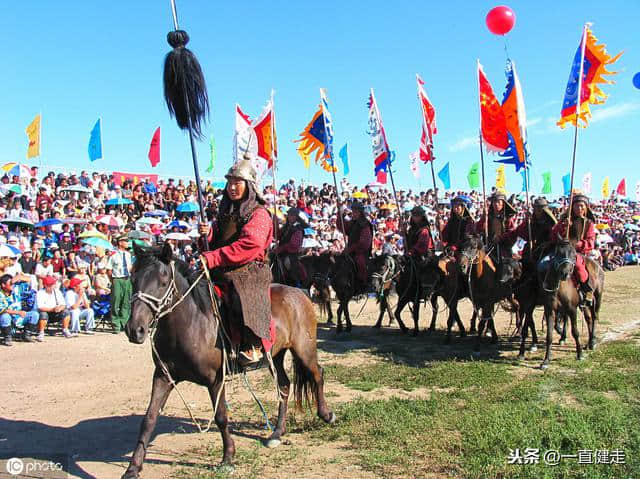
176,202,199,213
364,205,377,213
97,215,124,228
167,220,190,229
0,217,34,229
1,163,31,178
0,244,18,257
62,217,89,225
633,215,640,221
380,203,397,210
302,238,320,248
595,224,610,230
78,231,109,241
60,185,91,194
35,218,63,228
187,229,200,238
105,198,134,206
145,209,169,217
137,217,163,226
128,230,151,240
624,224,639,231
165,232,191,241
81,236,114,250
304,228,316,235
352,191,368,199
366,181,385,188
0,184,23,195
267,207,285,220
598,233,614,244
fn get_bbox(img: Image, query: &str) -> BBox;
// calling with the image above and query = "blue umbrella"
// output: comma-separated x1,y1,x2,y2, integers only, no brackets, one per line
624,224,639,231
177,202,199,213
5,245,21,255
145,209,169,217
81,236,115,250
35,218,63,228
105,198,133,206
168,220,190,229
304,228,316,235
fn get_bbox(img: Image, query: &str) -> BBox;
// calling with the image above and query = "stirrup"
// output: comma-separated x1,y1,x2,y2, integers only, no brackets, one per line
239,346,262,365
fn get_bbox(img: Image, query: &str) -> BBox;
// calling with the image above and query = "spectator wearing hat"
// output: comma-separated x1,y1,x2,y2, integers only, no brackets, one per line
65,276,94,335
94,262,111,297
108,234,133,333
36,276,71,340
19,248,37,275
0,274,39,345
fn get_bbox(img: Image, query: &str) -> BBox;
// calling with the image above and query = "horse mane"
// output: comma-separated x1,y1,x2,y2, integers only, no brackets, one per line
134,246,212,315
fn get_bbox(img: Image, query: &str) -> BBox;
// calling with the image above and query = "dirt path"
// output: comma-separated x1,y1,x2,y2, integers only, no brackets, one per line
1,267,639,479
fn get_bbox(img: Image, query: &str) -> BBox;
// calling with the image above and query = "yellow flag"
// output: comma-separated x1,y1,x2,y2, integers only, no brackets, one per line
495,165,506,189
25,114,41,159
601,176,610,198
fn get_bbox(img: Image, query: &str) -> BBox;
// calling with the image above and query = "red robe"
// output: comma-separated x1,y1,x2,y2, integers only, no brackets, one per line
409,228,434,256
339,218,372,283
276,229,303,254
550,218,595,283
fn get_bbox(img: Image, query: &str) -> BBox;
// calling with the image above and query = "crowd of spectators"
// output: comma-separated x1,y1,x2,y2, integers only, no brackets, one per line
0,166,638,345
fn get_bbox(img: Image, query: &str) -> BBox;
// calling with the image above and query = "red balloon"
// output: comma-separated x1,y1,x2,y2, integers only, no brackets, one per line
486,5,516,35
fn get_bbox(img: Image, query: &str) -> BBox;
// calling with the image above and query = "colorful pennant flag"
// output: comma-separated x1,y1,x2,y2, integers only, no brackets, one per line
367,89,391,184
25,114,41,159
409,152,420,179
582,172,592,194
542,171,552,194
416,74,437,163
558,25,622,128
437,162,450,189
233,104,253,163
252,97,277,172
478,61,509,153
495,165,506,189
562,173,571,196
496,60,529,171
339,143,349,175
88,118,103,162
294,89,337,173
467,162,480,189
148,127,160,168
601,176,610,198
520,168,530,192
616,178,626,197
207,134,216,174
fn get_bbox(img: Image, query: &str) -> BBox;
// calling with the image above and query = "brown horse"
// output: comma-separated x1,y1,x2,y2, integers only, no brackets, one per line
537,240,605,369
122,244,335,478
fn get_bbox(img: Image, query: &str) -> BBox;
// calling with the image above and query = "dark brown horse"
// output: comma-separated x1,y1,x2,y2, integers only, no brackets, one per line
328,253,368,333
271,252,334,323
369,254,400,328
122,244,335,478
537,240,605,369
458,236,522,352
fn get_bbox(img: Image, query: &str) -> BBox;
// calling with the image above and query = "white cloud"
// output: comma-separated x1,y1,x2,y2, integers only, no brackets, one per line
449,135,478,152
591,102,640,123
526,116,542,128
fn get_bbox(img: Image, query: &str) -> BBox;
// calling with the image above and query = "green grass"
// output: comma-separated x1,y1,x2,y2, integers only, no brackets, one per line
312,340,640,478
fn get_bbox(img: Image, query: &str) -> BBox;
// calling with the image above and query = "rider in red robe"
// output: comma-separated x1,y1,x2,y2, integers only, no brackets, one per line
406,206,434,257
338,201,373,293
275,207,307,285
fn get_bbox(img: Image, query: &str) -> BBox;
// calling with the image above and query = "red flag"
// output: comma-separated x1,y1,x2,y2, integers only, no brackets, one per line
252,103,277,171
616,178,626,196
417,74,436,163
478,61,509,153
148,127,160,167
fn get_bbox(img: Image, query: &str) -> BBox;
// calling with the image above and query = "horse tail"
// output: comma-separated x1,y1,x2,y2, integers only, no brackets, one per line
292,353,318,410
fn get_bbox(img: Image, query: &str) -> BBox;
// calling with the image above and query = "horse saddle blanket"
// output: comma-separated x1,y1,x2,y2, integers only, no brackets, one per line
220,260,272,340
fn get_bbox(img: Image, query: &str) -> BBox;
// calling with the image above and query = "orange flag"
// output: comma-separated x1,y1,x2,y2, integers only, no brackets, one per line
148,127,160,167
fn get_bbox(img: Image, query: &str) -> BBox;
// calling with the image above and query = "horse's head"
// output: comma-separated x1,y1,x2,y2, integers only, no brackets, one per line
126,242,175,344
369,254,397,296
458,235,484,275
497,258,523,284
541,240,577,293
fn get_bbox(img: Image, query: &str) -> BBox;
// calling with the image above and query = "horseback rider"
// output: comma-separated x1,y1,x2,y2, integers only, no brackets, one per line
502,197,557,260
441,196,474,254
475,191,517,259
338,200,373,294
275,207,307,286
550,193,596,305
406,206,435,258
199,159,273,365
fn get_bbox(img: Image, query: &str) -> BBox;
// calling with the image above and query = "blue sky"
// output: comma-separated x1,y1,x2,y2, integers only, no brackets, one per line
2,1,638,197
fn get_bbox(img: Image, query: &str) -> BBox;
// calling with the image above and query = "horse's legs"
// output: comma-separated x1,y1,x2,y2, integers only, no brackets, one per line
344,298,353,333
518,313,530,360
529,309,538,351
336,301,343,333
469,309,478,334
265,350,290,448
123,371,173,479
541,306,554,369
569,308,584,361
292,350,335,424
393,296,410,334
588,303,597,350
582,306,594,353
454,307,466,337
206,381,235,465
411,298,420,337
374,295,386,328
324,287,334,324
474,308,488,352
385,291,394,326
427,295,438,333
488,307,499,344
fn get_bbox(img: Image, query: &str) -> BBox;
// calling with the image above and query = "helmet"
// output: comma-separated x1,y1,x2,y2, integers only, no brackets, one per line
410,206,426,216
225,159,258,185
351,201,365,212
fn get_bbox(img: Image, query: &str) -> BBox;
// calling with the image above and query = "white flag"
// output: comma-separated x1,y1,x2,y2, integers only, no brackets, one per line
409,151,420,178
582,172,592,194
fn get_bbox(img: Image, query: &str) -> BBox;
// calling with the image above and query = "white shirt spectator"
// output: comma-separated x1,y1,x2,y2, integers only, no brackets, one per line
35,263,54,278
36,287,66,310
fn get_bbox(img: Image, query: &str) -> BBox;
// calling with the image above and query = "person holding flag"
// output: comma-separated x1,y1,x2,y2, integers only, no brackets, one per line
338,201,373,295
475,192,517,260
441,196,475,255
502,197,557,259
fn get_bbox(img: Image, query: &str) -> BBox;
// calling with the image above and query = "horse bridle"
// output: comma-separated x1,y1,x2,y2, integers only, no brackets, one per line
371,256,400,297
542,252,575,293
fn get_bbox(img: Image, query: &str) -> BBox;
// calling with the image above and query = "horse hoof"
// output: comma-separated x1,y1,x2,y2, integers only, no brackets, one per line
217,463,235,474
530,345,538,353
469,329,477,335
411,331,419,337
122,471,140,479
460,330,467,338
473,350,481,358
327,412,337,424
578,353,586,361
372,324,381,329
265,438,281,449
558,339,566,346
517,354,525,361
540,362,549,370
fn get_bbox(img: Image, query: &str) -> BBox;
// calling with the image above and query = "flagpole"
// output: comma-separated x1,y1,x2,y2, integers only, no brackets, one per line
566,23,589,240
523,164,533,249
320,89,345,236
476,61,488,242
270,89,279,244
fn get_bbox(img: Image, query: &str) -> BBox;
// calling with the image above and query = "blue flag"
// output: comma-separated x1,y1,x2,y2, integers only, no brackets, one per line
339,143,349,175
520,168,531,192
88,118,102,162
562,173,571,196
437,162,450,189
